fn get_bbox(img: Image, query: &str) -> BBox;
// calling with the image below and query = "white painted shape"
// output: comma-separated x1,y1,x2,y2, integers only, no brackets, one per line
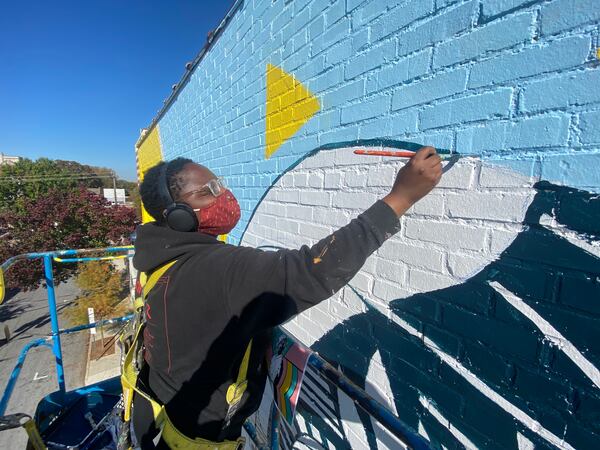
540,213,600,258
418,420,430,441
242,152,534,301
337,386,370,449
517,432,535,450
371,419,409,450
490,280,600,389
419,396,477,450
365,350,410,449
366,350,398,415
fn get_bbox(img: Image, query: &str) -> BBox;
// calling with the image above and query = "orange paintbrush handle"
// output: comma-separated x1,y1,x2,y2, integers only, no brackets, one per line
353,149,416,158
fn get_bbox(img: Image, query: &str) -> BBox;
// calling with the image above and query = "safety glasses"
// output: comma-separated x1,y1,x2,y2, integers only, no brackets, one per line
180,177,227,199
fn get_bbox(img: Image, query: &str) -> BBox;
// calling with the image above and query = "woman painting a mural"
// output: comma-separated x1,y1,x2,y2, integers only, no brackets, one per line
130,146,443,448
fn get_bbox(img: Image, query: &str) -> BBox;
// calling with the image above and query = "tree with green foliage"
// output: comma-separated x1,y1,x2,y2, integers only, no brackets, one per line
0,158,78,212
66,261,129,340
0,156,139,290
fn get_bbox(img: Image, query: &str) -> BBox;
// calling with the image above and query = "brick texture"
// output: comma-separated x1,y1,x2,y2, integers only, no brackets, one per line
139,0,600,448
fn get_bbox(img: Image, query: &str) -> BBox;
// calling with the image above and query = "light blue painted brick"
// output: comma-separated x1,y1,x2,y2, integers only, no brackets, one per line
456,115,570,153
286,44,311,71
345,40,396,79
366,48,431,93
541,0,600,36
309,14,325,40
255,157,278,174
434,12,533,68
295,54,326,81
578,110,600,144
293,28,309,51
320,124,360,144
347,0,368,12
252,0,271,20
392,68,467,110
312,17,350,55
353,0,398,27
359,117,392,139
322,79,365,108
326,0,346,25
352,27,370,53
340,95,391,124
288,135,320,157
389,108,420,134
397,1,477,57
282,8,310,42
457,122,503,153
282,39,294,59
309,66,344,92
542,153,600,193
292,0,311,14
468,36,590,88
371,0,435,42
309,0,330,20
541,153,600,191
318,109,341,130
420,88,513,129
325,39,353,67
521,69,600,112
273,5,294,34
410,130,454,149
436,0,462,8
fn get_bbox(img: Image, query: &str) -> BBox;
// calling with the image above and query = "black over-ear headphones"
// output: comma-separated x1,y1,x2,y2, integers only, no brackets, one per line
158,161,199,232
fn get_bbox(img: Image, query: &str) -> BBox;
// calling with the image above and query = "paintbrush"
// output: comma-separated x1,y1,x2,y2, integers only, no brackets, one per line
353,149,455,159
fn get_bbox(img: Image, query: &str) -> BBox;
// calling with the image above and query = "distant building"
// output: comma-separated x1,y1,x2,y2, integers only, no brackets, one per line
0,153,21,166
103,188,126,205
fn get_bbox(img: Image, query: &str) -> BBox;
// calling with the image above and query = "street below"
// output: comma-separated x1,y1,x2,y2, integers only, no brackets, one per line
0,279,88,449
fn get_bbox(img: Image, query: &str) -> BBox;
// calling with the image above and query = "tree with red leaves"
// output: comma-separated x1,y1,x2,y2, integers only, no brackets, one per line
0,187,137,291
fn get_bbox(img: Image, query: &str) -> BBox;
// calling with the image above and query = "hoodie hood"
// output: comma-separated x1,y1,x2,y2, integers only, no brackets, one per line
133,222,222,272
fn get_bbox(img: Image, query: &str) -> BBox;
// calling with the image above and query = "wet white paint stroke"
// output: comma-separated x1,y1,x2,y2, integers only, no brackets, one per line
540,213,600,258
517,432,535,450
387,311,575,449
337,384,370,449
419,396,477,450
490,280,600,390
418,420,430,441
367,350,398,415
367,351,409,450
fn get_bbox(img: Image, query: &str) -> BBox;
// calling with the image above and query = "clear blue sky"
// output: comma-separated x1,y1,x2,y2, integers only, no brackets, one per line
0,0,234,181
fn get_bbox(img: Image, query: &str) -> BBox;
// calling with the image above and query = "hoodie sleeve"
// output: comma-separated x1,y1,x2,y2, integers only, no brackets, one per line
224,200,400,320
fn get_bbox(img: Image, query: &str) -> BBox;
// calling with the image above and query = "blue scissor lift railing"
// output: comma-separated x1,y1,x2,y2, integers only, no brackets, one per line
0,246,134,416
0,246,430,450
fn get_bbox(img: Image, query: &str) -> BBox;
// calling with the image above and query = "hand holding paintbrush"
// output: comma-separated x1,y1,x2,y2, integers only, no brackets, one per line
377,146,443,217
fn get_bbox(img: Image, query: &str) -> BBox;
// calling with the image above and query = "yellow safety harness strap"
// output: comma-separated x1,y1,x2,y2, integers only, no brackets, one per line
123,260,177,422
122,259,247,449
143,260,177,299
226,340,252,405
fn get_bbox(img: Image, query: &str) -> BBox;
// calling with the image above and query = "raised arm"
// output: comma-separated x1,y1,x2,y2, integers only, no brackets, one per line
224,147,443,319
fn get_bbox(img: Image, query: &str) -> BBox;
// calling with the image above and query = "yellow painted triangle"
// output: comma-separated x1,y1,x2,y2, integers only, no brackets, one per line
266,64,320,159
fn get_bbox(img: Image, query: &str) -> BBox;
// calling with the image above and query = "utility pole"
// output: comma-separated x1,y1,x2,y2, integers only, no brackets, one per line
112,170,118,204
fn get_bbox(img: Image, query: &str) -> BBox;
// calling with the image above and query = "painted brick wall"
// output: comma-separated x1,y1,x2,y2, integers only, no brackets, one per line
136,0,600,448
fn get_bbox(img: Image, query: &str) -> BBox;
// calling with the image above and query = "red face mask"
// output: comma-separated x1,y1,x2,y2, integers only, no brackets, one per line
195,190,241,236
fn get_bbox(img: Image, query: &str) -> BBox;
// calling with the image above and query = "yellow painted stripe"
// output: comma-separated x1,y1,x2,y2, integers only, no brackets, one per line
136,126,164,223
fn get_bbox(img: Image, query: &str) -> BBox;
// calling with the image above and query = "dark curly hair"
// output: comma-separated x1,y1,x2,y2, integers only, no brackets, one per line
139,157,193,222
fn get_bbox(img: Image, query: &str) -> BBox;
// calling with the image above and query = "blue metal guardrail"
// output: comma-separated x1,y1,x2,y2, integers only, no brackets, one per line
0,246,430,449
0,246,133,415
